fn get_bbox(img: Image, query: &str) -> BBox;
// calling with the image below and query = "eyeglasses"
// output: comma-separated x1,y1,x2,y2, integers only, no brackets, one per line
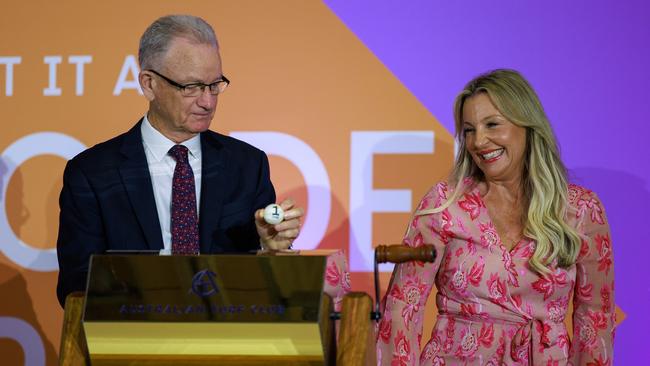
146,69,230,97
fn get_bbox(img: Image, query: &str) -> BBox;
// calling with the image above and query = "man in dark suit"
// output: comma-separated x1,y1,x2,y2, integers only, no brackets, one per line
56,15,302,307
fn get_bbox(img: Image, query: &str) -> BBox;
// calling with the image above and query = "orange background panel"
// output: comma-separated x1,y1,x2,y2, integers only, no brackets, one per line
0,0,451,364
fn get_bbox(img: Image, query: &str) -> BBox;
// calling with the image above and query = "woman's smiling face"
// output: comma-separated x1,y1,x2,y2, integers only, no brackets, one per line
462,92,527,183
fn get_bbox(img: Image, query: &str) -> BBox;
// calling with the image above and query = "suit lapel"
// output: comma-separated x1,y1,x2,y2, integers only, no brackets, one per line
118,120,164,250
199,131,227,253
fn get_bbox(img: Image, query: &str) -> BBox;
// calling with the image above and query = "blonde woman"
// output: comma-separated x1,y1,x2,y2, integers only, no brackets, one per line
377,69,615,365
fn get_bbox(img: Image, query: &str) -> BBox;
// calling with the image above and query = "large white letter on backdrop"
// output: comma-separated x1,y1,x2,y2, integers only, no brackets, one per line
113,55,143,95
0,317,44,366
43,55,63,96
230,131,331,250
349,131,434,272
0,133,86,271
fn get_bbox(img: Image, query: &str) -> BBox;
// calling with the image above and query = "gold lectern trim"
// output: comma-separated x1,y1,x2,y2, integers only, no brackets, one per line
84,322,323,357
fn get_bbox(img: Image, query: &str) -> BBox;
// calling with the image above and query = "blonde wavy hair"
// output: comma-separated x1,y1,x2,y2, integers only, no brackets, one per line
421,69,581,274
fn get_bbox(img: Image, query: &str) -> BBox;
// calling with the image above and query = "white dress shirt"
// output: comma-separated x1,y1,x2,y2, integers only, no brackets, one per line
141,115,202,252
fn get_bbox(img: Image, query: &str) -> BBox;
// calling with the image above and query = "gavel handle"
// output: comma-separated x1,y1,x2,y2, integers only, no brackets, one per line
375,244,436,264
371,244,436,321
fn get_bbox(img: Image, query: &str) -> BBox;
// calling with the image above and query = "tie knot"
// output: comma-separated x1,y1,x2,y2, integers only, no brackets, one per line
169,145,189,163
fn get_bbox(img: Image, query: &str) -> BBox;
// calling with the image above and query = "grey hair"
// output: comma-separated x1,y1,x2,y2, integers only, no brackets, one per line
138,15,219,70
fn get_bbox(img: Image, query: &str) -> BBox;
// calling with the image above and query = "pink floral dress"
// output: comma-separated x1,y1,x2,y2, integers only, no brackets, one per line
323,250,352,311
377,181,615,366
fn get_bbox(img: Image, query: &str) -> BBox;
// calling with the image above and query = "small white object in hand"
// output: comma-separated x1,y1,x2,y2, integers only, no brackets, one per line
263,203,284,225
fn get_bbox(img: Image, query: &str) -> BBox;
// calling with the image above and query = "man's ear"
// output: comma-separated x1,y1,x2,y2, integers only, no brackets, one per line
139,71,155,102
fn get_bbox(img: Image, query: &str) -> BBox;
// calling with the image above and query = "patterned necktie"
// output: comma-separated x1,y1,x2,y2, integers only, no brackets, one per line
169,145,199,255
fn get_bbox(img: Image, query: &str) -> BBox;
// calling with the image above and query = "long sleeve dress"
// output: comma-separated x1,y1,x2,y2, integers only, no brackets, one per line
377,181,615,366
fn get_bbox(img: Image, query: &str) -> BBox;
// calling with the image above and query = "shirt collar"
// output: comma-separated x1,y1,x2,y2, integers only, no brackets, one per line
141,114,201,162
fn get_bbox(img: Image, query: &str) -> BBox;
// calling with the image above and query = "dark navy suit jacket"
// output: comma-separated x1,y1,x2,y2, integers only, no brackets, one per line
56,120,275,306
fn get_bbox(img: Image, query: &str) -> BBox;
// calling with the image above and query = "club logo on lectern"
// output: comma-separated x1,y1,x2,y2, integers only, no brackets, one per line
190,269,219,297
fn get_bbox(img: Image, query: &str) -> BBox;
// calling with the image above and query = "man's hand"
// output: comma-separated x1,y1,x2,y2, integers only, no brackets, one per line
255,198,304,251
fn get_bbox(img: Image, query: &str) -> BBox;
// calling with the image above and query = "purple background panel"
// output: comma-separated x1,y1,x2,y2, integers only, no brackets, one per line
324,0,650,363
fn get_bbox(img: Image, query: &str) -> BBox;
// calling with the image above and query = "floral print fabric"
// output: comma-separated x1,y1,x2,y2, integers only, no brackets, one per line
324,250,352,312
377,182,615,365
